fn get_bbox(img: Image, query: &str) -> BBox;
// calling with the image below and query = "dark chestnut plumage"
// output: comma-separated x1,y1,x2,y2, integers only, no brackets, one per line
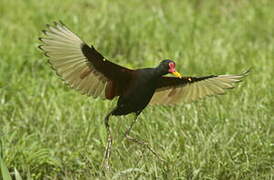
38,21,249,168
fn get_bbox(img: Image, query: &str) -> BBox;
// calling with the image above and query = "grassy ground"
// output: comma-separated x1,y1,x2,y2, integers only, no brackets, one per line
0,0,273,179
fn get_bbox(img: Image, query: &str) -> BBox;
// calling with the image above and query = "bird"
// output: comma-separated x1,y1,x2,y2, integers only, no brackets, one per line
38,21,249,169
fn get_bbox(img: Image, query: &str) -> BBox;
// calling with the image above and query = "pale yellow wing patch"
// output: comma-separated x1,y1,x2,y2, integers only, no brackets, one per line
39,22,108,98
149,71,249,105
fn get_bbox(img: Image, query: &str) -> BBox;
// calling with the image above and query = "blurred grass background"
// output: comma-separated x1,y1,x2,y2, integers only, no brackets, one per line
0,0,273,179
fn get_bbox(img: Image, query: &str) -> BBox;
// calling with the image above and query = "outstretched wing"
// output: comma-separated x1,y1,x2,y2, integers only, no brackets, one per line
150,70,249,105
39,21,133,99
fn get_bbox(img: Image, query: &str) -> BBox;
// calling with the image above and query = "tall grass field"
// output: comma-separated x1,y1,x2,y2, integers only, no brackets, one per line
0,0,273,179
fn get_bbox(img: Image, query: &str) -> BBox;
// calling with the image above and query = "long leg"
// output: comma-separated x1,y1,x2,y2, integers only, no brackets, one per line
124,114,139,138
102,111,113,170
123,113,165,162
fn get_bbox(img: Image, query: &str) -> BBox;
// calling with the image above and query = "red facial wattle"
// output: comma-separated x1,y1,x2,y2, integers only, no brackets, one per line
168,62,176,73
168,62,182,78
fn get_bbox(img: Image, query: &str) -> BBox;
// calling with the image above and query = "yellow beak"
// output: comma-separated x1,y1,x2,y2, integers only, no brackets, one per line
172,71,183,78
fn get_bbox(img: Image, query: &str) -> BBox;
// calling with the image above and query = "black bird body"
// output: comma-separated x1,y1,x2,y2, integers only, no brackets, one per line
38,22,248,115
39,21,249,169
113,68,159,116
39,20,248,125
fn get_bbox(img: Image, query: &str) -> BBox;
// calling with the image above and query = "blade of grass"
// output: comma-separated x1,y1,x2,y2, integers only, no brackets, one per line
14,168,22,180
0,156,12,180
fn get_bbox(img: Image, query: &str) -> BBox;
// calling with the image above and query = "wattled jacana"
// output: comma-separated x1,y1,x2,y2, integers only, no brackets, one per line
39,21,249,169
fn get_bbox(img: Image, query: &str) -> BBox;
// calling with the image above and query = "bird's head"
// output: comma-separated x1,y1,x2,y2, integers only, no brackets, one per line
157,59,182,78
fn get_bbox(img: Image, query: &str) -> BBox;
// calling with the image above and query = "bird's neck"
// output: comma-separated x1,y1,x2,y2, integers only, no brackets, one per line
153,67,168,78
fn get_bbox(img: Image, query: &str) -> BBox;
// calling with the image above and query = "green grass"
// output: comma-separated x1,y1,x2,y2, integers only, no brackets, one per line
0,0,274,179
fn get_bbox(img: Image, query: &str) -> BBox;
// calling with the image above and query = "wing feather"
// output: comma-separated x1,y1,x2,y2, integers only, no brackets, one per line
39,21,133,99
150,70,249,105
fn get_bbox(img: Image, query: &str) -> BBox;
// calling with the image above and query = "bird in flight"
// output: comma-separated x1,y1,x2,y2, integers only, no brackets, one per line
39,21,249,169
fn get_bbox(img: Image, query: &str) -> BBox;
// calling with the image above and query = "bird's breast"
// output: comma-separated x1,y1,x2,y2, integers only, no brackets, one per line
116,72,158,114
